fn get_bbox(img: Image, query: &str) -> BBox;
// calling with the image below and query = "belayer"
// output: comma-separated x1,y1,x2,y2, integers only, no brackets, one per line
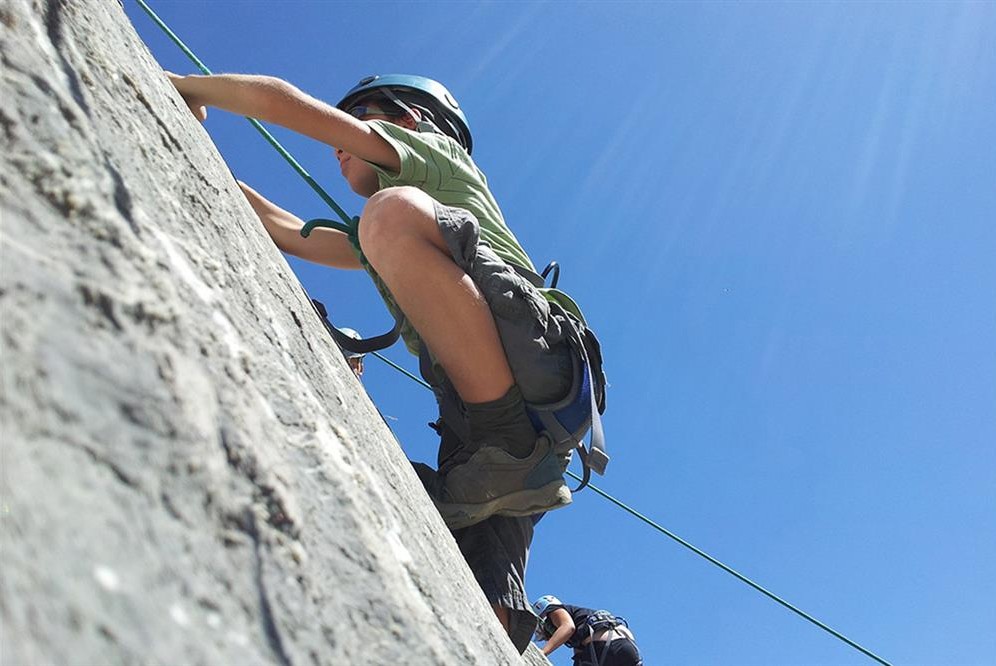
169,71,605,651
533,595,643,666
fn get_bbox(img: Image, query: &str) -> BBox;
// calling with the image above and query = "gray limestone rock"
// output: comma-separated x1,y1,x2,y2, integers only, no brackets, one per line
0,1,548,664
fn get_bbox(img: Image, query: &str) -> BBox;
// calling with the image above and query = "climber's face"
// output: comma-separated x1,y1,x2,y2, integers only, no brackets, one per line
335,147,381,197
336,100,418,197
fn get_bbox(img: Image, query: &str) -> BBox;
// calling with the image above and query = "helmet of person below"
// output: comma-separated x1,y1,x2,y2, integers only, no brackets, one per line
337,328,365,359
337,74,473,154
532,595,563,618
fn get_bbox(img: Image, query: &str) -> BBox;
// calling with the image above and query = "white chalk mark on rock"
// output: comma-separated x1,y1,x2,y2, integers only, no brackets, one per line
93,565,120,592
169,603,190,627
150,228,216,304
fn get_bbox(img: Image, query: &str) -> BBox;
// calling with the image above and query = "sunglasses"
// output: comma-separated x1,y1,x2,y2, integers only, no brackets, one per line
346,104,405,119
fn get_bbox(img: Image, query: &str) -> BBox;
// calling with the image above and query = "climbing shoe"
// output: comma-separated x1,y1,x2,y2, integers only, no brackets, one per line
430,433,572,530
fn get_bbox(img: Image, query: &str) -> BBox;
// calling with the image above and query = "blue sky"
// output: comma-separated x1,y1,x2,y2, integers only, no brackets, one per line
129,2,995,664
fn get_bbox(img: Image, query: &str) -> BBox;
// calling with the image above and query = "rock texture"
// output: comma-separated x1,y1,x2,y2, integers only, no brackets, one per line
0,1,547,664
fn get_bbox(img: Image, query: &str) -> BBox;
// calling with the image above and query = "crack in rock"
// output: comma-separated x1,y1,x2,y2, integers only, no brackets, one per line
244,508,293,666
42,0,91,121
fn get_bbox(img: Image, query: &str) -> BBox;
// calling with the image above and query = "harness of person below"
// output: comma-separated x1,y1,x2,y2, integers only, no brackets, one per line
305,216,609,491
540,610,635,666
579,611,635,666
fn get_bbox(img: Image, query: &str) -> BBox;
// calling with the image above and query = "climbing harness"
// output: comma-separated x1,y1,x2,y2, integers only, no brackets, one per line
580,610,631,666
584,610,629,638
133,3,894,663
509,262,608,490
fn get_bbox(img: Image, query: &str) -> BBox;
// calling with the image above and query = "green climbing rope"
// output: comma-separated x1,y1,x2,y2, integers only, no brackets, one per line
564,470,892,665
134,3,893,663
372,351,431,390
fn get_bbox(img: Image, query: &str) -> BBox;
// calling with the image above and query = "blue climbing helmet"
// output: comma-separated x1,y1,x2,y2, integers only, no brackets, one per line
336,328,365,360
337,74,473,154
532,595,563,618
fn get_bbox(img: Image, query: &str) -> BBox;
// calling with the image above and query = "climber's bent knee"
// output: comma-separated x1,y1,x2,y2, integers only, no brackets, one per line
358,186,443,262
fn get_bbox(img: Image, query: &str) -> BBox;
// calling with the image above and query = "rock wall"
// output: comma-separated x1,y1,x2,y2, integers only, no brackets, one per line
0,1,547,664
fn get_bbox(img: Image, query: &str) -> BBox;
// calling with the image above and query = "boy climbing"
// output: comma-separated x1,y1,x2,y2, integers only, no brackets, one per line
168,72,602,651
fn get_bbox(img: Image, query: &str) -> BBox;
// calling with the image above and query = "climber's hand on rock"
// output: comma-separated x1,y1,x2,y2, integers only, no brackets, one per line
166,71,207,122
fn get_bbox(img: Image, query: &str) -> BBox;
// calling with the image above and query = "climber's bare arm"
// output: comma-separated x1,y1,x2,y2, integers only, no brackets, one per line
540,609,575,656
168,73,398,170
237,181,360,269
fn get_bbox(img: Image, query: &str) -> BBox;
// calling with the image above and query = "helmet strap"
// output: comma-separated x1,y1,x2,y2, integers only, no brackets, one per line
380,87,441,136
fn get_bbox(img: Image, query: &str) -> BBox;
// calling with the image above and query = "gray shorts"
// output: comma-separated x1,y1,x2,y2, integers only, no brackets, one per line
420,202,575,425
421,202,576,653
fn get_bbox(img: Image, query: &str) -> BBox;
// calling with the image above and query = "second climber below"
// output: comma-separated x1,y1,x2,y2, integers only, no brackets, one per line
533,595,643,666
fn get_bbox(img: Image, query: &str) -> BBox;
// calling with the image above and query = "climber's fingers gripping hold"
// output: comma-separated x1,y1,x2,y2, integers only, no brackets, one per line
165,71,207,122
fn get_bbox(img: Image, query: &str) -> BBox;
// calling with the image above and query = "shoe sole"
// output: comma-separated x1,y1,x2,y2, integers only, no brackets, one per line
434,480,572,530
